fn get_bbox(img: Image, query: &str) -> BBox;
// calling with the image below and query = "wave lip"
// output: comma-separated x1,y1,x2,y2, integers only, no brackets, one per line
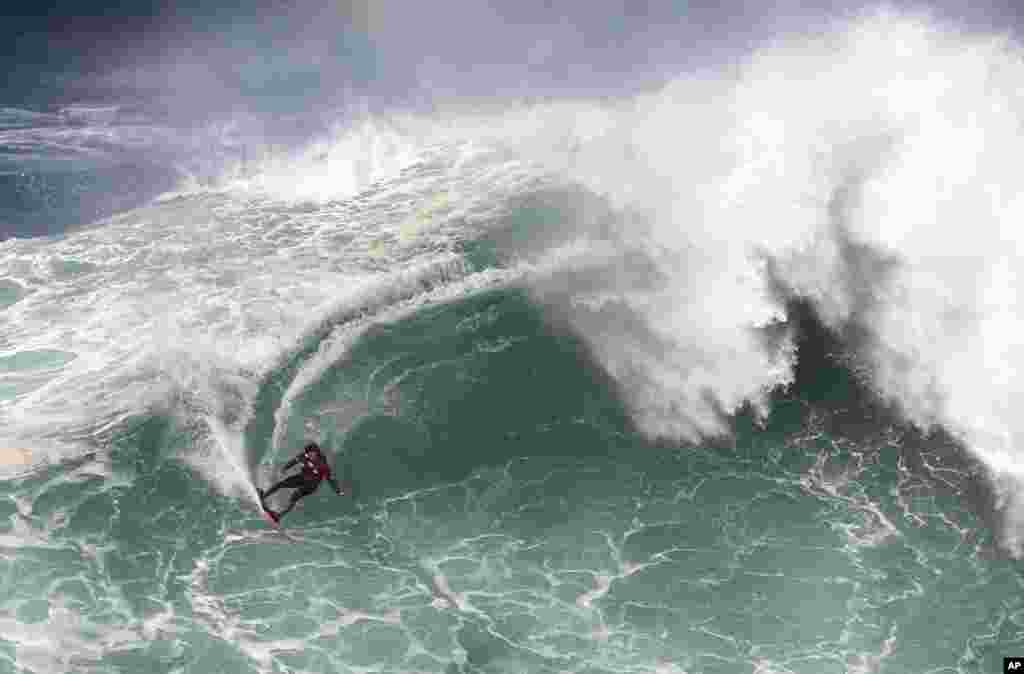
499,11,1024,492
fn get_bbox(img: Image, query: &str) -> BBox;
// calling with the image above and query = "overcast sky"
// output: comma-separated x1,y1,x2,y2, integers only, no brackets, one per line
5,0,1024,115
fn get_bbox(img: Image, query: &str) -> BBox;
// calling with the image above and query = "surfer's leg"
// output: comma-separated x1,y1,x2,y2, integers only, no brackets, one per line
276,480,320,519
264,474,306,499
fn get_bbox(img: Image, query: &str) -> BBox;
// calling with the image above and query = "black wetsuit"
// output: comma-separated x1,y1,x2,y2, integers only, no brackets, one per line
261,448,341,520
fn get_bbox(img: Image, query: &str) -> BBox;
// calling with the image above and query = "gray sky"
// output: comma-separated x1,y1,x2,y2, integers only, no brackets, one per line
7,0,1024,119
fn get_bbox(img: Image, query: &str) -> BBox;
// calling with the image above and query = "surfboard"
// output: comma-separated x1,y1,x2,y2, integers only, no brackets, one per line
257,488,281,528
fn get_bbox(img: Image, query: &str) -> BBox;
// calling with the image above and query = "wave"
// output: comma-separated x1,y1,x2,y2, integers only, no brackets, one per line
10,9,1024,671
6,8,1024,552
523,11,1024,491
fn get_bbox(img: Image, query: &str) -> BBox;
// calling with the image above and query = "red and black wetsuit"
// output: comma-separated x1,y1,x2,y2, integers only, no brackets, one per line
261,444,342,520
295,450,333,483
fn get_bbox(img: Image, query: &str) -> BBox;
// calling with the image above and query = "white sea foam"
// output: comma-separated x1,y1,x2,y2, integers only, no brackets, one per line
514,8,1024,551
0,105,530,494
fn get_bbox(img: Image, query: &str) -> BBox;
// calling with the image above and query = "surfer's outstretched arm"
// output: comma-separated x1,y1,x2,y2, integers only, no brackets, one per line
327,472,344,495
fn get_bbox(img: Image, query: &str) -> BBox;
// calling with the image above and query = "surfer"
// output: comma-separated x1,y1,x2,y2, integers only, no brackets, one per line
258,442,344,523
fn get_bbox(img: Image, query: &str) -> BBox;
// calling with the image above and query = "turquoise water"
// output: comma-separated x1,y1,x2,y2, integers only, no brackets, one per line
1,270,1021,673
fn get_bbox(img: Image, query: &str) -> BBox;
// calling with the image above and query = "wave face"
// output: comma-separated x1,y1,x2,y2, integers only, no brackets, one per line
2,10,1024,674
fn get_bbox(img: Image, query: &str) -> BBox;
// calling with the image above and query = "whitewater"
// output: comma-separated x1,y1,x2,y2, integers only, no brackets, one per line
2,10,1024,673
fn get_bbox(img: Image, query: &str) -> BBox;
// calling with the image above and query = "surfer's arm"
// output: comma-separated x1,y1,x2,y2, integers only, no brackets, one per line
282,454,301,471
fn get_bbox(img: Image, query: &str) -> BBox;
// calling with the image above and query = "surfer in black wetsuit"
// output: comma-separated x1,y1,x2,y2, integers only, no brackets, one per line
259,442,344,523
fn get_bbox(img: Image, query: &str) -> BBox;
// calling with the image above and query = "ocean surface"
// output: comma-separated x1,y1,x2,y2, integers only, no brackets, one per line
3,10,1024,674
